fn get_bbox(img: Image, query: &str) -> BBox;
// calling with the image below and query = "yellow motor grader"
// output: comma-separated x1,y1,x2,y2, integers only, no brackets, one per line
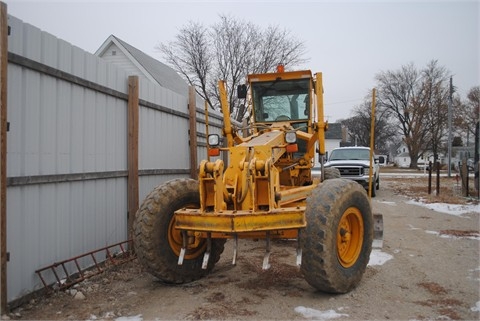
133,66,383,293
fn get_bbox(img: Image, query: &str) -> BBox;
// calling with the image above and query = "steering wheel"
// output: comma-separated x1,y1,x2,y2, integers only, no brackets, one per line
275,115,291,121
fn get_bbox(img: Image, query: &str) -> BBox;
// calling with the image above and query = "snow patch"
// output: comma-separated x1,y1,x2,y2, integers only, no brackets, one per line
368,249,393,266
115,315,143,321
294,306,348,320
378,201,397,206
406,200,479,217
471,301,480,312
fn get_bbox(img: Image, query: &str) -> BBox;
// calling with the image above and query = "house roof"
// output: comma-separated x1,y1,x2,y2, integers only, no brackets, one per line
95,35,189,97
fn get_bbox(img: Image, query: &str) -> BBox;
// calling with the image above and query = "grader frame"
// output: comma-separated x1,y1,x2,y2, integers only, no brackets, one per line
134,66,381,293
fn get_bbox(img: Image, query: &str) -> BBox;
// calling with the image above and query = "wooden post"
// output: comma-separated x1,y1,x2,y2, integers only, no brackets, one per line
461,159,469,197
368,88,376,198
127,76,139,244
428,161,432,194
0,2,7,313
188,86,198,179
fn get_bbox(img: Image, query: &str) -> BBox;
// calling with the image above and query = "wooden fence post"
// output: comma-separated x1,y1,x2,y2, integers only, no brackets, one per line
127,76,139,244
188,86,198,179
0,1,7,312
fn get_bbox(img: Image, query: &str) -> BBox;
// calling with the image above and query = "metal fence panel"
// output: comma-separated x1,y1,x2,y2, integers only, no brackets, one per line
5,14,224,305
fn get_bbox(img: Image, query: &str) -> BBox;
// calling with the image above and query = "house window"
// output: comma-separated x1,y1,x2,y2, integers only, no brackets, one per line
112,50,116,56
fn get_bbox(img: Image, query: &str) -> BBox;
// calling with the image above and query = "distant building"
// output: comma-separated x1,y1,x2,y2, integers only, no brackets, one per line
393,143,444,168
95,35,188,97
313,123,348,166
325,123,345,155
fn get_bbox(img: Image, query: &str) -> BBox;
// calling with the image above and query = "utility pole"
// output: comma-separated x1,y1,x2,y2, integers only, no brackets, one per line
447,77,453,177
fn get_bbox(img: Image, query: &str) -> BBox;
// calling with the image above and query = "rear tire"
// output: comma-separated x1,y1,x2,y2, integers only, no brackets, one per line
133,179,225,283
300,179,373,293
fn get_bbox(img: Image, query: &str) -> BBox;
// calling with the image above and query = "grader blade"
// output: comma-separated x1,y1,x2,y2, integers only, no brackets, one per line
373,213,384,248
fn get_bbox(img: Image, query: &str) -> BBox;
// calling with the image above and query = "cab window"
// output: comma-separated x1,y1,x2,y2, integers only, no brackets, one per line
252,79,310,122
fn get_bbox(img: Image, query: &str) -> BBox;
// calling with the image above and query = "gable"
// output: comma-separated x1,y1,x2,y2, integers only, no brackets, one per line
99,42,149,79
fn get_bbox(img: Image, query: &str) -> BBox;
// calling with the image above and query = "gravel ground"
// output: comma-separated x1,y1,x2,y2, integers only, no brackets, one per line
7,171,480,321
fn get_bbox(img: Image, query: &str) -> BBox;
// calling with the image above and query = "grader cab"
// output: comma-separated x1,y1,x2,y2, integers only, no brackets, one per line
134,66,382,293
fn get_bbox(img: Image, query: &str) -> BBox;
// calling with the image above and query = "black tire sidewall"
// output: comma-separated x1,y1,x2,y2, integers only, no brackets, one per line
134,179,225,283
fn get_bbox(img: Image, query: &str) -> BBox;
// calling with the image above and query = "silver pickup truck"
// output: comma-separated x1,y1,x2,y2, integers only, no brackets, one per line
324,146,380,197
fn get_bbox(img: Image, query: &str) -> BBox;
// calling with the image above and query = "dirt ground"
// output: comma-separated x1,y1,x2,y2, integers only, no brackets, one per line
7,170,480,321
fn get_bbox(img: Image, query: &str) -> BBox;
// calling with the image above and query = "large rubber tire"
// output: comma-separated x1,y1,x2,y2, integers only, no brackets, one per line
376,176,380,190
133,179,225,283
300,178,373,293
323,167,341,180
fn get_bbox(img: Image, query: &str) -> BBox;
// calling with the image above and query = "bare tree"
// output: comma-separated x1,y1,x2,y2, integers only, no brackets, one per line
455,86,480,145
158,14,307,121
375,61,451,168
341,99,397,152
421,60,450,165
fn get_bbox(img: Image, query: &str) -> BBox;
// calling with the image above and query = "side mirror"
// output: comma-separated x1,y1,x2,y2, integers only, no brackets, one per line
237,84,247,99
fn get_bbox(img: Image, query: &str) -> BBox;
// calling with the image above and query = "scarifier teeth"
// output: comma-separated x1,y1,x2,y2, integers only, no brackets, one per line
296,248,302,266
232,234,238,265
178,231,188,266
178,248,186,266
202,251,210,270
202,233,212,270
262,232,271,270
296,229,302,266
262,252,271,270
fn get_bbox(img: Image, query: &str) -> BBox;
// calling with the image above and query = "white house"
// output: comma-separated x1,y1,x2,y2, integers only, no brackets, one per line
95,35,188,97
314,123,347,166
393,143,442,168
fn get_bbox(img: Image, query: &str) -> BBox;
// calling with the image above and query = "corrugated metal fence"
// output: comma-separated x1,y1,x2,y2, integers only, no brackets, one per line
3,14,227,305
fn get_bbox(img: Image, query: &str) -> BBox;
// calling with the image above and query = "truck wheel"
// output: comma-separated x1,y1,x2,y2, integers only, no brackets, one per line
369,183,376,197
133,179,225,283
323,167,341,180
376,176,380,190
300,178,373,293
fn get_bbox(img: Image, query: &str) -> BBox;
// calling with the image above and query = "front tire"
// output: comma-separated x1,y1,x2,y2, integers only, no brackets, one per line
300,179,373,293
133,179,225,283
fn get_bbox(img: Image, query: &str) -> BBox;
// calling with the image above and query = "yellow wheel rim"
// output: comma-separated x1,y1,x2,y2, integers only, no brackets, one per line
337,207,364,268
168,213,206,260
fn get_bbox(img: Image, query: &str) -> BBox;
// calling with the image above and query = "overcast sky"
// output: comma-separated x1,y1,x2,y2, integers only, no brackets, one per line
5,0,479,122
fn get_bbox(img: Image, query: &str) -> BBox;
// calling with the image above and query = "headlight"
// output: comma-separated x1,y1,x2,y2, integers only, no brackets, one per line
208,134,220,147
285,131,297,144
364,168,369,175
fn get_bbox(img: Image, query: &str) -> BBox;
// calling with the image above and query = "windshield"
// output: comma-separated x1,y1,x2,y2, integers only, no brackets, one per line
252,78,310,122
330,149,371,161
